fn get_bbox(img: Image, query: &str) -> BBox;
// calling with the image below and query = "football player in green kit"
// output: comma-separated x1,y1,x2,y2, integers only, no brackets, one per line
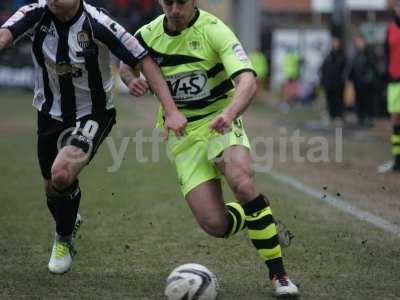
120,0,299,297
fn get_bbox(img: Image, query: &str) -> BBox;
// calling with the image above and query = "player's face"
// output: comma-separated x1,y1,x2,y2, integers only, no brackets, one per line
160,0,197,31
47,0,80,19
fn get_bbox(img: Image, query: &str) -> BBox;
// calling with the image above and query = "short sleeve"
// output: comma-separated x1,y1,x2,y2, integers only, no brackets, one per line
206,21,255,78
91,10,147,68
1,3,45,41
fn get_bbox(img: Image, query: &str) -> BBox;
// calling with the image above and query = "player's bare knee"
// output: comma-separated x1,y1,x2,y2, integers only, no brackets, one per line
199,218,227,238
51,167,72,190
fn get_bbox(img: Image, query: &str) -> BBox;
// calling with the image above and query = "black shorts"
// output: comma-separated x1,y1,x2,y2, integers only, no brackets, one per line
37,109,116,180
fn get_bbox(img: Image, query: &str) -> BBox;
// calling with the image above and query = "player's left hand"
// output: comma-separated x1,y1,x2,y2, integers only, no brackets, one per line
164,110,188,140
209,111,234,134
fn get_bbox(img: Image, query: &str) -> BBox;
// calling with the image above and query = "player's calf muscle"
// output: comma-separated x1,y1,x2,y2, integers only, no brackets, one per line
229,172,257,201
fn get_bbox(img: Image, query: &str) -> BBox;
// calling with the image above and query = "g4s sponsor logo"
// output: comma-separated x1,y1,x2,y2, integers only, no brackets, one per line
166,70,210,103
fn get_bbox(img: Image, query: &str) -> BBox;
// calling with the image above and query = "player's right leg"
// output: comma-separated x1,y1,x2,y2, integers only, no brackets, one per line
38,109,115,274
37,111,84,274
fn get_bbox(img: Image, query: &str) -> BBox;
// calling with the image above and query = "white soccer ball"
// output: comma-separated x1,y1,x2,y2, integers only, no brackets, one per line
165,263,218,300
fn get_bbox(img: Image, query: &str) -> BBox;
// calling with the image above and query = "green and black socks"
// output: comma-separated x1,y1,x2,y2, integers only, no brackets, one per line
224,202,247,238
243,194,286,279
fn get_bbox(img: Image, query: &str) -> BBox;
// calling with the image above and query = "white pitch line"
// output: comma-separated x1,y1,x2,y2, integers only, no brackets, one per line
267,171,400,238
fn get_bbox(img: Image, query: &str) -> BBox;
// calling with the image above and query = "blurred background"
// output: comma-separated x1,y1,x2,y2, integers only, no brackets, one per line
0,0,398,126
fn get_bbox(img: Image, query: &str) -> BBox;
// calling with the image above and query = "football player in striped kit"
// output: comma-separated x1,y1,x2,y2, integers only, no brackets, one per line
0,0,187,274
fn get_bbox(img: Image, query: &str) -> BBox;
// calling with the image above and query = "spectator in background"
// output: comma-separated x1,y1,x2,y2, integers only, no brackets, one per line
320,36,347,127
384,0,400,172
281,48,300,110
349,32,378,128
249,49,268,96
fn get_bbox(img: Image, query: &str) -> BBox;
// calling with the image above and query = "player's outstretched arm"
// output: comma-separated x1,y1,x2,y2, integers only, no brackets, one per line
210,71,256,133
0,29,13,52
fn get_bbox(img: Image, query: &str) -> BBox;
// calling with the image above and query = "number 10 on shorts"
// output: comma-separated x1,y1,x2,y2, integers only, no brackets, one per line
72,120,99,140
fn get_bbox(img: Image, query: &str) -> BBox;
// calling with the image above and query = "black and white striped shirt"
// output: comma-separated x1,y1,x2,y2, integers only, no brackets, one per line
1,0,147,121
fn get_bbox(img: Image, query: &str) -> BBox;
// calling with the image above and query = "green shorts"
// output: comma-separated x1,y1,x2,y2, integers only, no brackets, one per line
387,83,400,113
167,117,251,196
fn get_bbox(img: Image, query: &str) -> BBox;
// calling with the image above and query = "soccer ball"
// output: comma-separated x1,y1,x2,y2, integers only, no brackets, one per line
164,263,218,300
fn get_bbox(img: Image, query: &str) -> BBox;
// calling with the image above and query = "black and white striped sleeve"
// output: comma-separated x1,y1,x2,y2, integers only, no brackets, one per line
89,8,147,68
1,3,45,42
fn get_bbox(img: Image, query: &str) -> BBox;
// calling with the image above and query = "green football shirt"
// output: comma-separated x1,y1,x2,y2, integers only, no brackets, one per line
135,9,255,129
